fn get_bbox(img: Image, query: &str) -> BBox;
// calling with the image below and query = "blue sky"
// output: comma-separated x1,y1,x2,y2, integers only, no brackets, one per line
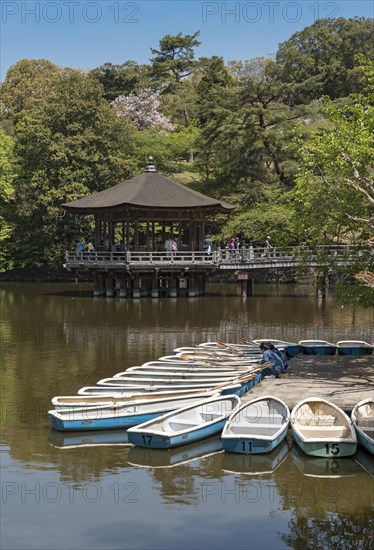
1,1,373,79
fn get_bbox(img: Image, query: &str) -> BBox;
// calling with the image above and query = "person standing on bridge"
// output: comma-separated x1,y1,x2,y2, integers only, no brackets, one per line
264,236,273,258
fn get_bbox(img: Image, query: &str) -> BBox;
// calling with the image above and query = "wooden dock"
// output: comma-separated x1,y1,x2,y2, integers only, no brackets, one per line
244,354,374,412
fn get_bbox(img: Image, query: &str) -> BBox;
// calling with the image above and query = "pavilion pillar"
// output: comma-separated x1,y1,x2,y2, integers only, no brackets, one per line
188,273,196,297
99,273,106,296
132,274,140,298
168,274,177,297
151,272,159,298
93,274,101,297
119,273,127,298
106,273,115,298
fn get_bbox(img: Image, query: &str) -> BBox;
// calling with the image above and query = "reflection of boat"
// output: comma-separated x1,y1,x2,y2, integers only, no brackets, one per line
221,396,290,454
48,392,222,431
291,443,362,478
127,436,223,468
127,395,241,449
298,340,337,355
351,398,374,455
291,398,357,457
355,448,374,476
222,440,289,475
48,429,131,449
336,340,373,356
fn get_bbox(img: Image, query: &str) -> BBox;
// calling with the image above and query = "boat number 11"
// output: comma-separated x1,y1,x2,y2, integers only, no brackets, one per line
324,443,340,455
241,441,252,452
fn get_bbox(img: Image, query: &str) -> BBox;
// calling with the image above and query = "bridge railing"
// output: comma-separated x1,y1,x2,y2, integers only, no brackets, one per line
65,250,216,266
65,245,363,268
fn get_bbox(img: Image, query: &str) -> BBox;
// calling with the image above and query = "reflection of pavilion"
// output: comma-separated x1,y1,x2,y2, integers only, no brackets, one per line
62,157,234,298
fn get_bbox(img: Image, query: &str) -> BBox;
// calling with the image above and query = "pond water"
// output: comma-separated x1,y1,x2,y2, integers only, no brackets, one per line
1,282,373,549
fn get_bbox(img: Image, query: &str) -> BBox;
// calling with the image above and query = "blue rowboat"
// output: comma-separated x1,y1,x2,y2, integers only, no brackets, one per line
222,440,289,475
221,396,290,454
51,389,220,411
127,395,241,449
77,381,244,396
351,398,374,455
291,397,357,457
127,435,223,468
299,340,337,356
47,392,222,432
336,341,374,356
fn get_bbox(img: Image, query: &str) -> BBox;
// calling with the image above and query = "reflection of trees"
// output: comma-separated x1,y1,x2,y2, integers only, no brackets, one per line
150,465,200,505
281,513,373,549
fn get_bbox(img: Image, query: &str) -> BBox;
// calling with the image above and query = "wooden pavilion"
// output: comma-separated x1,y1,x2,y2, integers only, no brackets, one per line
62,157,235,298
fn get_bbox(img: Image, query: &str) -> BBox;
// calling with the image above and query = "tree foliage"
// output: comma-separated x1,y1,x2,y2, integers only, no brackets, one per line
8,70,134,267
1,18,374,306
291,57,374,305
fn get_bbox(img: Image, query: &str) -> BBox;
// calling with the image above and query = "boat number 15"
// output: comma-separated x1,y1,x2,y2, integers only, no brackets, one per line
142,435,153,446
324,443,340,455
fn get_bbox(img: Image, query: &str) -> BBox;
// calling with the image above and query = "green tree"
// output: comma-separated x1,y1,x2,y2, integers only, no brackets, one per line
276,17,374,104
150,31,201,92
1,59,62,120
9,70,135,268
89,61,150,102
291,57,374,305
150,32,202,162
0,128,16,270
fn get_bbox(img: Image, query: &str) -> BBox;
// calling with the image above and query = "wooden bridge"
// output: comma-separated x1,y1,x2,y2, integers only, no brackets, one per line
64,245,363,298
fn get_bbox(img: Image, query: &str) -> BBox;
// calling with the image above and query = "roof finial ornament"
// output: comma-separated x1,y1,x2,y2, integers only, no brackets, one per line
145,155,157,173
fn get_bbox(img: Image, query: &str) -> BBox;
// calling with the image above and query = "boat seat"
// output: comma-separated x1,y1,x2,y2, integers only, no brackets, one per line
229,425,280,436
200,413,224,422
298,415,336,426
299,425,351,438
168,421,198,431
356,419,374,428
241,414,284,424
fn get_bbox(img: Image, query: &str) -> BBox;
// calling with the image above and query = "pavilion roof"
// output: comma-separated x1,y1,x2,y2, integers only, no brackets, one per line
62,161,235,214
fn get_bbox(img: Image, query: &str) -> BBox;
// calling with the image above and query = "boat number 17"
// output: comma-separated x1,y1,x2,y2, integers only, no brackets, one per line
141,435,153,446
324,443,340,455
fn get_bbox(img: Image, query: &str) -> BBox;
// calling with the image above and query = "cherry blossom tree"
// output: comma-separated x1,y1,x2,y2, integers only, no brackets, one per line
111,89,174,131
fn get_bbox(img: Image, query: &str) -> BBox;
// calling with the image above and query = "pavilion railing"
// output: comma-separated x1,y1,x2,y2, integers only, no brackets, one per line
65,245,365,269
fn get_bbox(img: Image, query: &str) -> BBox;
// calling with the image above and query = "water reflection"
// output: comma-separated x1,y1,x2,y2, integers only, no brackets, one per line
127,436,223,468
291,444,363,478
221,440,289,475
49,429,131,449
1,282,373,550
